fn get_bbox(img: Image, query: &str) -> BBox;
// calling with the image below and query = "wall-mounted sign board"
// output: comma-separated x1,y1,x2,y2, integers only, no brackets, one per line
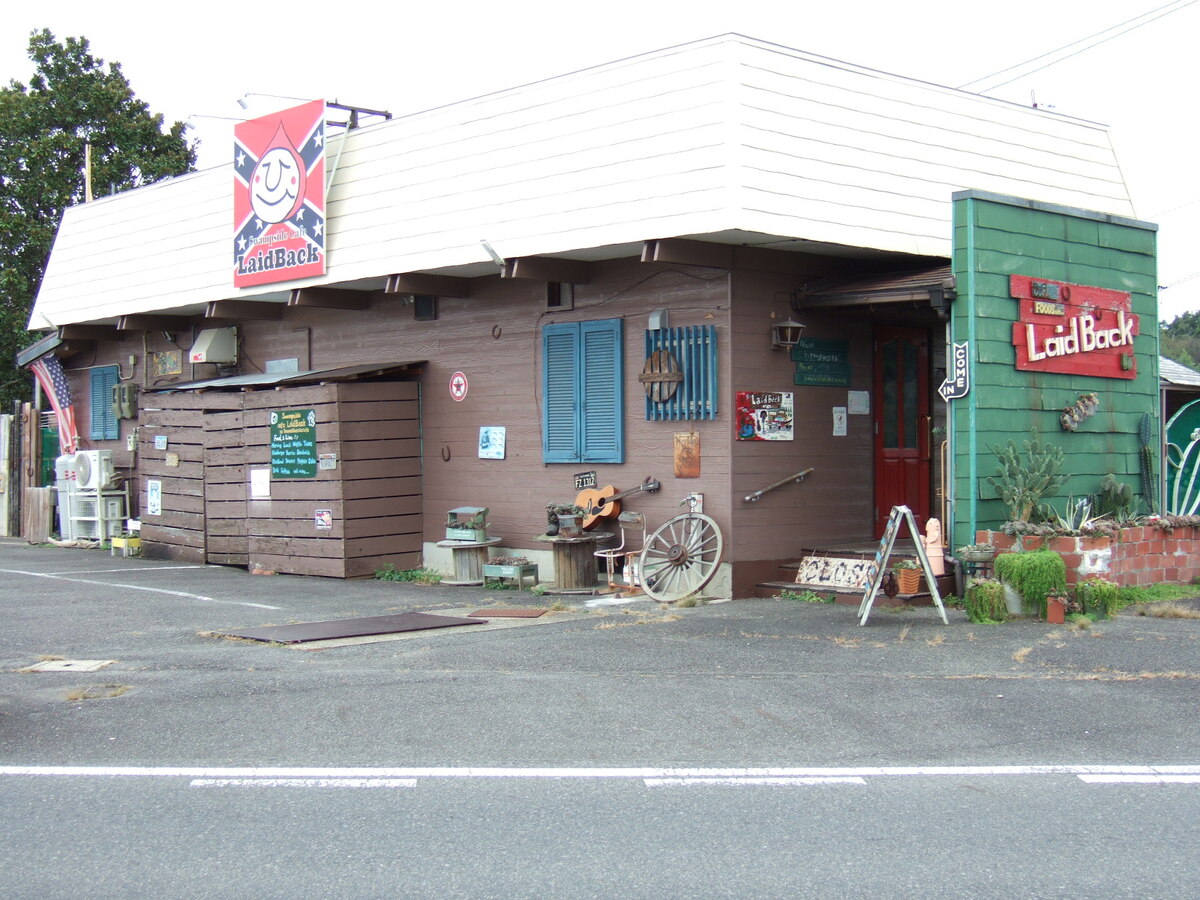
791,338,851,387
270,408,318,478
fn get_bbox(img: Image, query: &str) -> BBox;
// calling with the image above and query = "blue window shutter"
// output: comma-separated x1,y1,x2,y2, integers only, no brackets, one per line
543,325,580,462
580,319,623,462
89,366,120,441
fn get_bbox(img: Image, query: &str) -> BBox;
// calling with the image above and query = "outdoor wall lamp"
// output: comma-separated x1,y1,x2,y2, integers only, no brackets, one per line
770,317,806,350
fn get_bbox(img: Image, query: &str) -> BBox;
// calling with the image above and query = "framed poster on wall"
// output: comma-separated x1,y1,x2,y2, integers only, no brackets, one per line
735,391,794,441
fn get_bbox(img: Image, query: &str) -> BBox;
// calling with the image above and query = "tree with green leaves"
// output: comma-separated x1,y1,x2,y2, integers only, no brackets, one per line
0,29,195,408
1161,310,1200,370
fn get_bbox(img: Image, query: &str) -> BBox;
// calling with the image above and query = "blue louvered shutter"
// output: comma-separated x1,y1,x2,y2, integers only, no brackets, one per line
580,319,623,462
542,319,624,463
89,366,120,440
543,324,579,462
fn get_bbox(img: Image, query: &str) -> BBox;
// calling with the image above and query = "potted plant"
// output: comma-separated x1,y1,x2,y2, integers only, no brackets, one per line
1075,577,1119,619
895,558,922,595
957,543,995,563
993,548,1066,618
964,578,1007,624
546,504,586,538
1045,591,1068,624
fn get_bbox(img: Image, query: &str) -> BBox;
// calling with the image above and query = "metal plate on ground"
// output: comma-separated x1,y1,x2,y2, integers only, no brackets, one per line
221,612,486,644
467,608,547,618
19,659,116,673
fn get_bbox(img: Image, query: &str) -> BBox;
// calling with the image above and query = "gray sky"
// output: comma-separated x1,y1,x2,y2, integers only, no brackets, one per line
5,0,1197,320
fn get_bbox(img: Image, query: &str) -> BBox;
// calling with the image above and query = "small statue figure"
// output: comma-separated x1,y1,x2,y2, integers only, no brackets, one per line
923,518,945,576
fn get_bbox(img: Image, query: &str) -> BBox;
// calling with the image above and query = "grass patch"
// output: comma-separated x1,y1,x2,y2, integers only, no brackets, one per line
482,578,517,590
1117,583,1200,610
375,566,442,584
64,684,130,701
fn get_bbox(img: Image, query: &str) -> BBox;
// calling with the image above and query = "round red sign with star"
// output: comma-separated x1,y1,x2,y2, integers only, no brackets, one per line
449,371,468,402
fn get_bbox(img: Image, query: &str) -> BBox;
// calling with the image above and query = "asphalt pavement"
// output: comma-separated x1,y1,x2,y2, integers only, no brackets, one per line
2,537,1199,898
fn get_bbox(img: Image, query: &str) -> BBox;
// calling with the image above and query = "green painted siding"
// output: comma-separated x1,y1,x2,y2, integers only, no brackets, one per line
949,192,1159,549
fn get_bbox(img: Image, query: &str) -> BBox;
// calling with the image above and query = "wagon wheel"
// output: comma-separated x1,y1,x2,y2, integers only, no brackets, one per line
638,513,724,603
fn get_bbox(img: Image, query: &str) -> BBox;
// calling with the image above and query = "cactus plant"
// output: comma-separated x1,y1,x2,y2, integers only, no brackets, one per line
988,429,1067,523
1094,473,1135,519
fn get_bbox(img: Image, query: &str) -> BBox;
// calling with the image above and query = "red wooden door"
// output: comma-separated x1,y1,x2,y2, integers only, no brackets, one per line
874,327,930,537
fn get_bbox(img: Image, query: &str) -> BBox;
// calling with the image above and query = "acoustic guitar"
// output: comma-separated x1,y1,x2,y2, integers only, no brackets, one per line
575,477,661,529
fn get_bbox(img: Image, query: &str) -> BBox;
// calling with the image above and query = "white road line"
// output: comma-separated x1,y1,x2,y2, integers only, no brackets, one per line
645,777,866,787
62,566,210,575
0,569,281,610
1077,774,1200,784
2,765,1199,780
190,778,416,788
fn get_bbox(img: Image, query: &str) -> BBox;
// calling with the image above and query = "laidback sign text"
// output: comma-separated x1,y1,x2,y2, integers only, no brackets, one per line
1010,275,1138,380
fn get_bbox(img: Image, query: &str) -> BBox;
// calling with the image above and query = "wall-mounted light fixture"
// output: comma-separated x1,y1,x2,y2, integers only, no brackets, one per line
770,317,806,350
648,309,669,330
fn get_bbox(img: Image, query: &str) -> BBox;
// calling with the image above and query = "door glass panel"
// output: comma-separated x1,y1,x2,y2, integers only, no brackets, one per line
882,342,897,447
903,341,918,449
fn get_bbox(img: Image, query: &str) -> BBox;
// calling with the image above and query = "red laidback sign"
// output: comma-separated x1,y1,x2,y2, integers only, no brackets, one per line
1010,275,1138,380
233,100,327,287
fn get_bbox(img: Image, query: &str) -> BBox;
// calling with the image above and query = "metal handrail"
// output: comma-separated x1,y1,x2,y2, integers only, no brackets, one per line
744,467,814,503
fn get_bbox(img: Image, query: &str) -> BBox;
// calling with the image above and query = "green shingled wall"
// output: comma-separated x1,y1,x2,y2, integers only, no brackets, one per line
949,192,1159,549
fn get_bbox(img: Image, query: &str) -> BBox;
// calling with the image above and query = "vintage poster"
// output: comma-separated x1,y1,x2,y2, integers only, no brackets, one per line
735,391,794,441
478,426,506,459
233,100,327,287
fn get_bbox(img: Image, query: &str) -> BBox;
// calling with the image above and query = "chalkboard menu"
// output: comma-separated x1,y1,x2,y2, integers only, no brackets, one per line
791,337,851,387
270,408,318,478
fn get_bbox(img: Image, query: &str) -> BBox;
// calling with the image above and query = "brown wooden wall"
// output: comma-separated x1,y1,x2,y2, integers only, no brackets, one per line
139,391,240,563
729,267,876,568
241,381,422,578
139,381,421,577
235,259,737,557
57,250,928,588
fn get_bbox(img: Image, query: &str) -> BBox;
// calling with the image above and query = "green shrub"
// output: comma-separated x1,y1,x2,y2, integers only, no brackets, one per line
964,579,1007,624
994,549,1066,618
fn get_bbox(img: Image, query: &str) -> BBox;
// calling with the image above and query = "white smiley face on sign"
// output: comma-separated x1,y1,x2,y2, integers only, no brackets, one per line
250,146,304,224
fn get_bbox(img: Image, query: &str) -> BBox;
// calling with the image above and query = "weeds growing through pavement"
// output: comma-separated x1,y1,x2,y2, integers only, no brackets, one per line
1135,601,1200,619
64,684,130,701
375,566,442,584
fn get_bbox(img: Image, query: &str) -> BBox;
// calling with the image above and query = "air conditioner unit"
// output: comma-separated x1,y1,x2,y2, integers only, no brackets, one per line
73,450,116,491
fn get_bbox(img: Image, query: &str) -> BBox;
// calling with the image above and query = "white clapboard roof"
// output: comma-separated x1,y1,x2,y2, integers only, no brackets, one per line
30,34,1135,329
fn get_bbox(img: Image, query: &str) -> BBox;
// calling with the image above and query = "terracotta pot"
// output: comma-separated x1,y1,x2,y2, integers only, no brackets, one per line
1046,596,1066,624
897,568,921,594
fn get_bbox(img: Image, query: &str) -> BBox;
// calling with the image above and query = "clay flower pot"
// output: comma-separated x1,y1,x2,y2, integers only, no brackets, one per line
1046,595,1066,624
896,567,921,595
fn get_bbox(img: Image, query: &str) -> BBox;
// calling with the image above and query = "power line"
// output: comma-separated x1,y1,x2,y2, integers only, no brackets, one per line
958,0,1199,92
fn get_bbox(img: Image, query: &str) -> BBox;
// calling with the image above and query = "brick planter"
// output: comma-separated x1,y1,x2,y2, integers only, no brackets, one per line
976,525,1200,587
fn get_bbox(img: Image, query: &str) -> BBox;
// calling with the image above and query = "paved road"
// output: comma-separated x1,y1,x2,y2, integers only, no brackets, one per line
2,539,1198,898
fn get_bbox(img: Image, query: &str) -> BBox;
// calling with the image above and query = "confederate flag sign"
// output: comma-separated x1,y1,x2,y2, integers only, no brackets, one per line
233,100,326,287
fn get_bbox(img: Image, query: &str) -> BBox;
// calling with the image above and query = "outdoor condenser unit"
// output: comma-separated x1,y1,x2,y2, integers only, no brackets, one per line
73,449,117,491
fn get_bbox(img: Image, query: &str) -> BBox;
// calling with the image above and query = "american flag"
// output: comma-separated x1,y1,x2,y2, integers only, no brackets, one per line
30,355,80,455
